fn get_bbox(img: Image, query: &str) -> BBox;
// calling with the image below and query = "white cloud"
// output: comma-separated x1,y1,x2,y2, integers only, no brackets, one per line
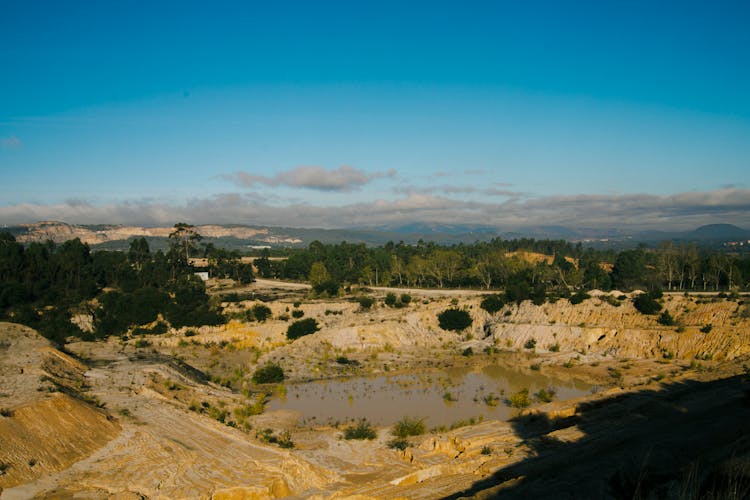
223,165,396,192
395,184,525,198
0,189,748,231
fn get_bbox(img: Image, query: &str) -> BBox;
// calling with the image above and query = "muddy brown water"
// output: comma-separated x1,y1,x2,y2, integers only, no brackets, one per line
268,364,592,427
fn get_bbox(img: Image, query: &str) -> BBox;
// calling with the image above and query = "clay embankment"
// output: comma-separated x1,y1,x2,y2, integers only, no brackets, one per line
236,291,750,380
0,324,119,490
156,288,748,384
488,292,750,361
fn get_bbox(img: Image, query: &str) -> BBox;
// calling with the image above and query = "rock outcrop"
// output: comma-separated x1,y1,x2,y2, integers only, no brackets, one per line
487,293,750,361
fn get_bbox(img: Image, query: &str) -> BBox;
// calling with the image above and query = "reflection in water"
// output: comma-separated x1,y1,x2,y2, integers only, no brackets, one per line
268,364,591,427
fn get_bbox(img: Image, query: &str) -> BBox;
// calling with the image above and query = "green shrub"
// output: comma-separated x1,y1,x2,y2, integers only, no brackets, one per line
480,294,505,314
549,343,560,352
251,304,272,322
235,393,267,417
400,293,412,305
131,326,150,336
275,430,295,449
166,277,225,328
291,309,304,318
437,308,473,331
223,292,250,303
252,363,285,384
95,287,169,337
343,419,377,440
391,416,426,438
633,290,662,315
150,321,169,335
357,296,374,310
657,310,675,326
286,318,319,340
313,280,340,297
535,387,556,403
700,324,713,334
524,338,537,350
257,428,294,448
461,347,473,356
335,356,359,366
508,388,531,408
445,415,482,430
387,438,409,450
483,394,500,406
601,294,621,307
569,291,591,305
384,292,397,307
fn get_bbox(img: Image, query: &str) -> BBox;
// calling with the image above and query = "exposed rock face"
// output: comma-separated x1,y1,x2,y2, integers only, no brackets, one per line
487,293,750,361
11,221,302,245
0,393,120,488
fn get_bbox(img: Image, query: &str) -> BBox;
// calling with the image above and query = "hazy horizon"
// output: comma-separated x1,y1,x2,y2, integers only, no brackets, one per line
2,1,749,230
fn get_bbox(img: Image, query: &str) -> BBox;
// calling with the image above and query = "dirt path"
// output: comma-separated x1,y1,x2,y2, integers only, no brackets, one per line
225,277,489,297
369,285,488,297
251,278,311,290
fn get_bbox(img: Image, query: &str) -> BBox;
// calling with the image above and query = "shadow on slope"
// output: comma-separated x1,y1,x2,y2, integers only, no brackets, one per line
445,374,750,499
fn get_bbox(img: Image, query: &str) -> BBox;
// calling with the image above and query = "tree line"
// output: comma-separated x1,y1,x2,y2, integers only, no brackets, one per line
0,224,252,344
2,226,749,344
254,239,750,296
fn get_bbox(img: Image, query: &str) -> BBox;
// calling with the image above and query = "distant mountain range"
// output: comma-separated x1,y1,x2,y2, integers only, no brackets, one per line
378,222,750,246
5,221,750,250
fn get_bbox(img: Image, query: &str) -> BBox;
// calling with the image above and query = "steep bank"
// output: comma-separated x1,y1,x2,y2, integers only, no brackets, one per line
146,288,749,384
488,292,750,361
0,323,120,490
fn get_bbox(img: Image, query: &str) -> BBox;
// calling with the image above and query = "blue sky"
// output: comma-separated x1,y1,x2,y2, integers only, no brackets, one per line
1,0,749,229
